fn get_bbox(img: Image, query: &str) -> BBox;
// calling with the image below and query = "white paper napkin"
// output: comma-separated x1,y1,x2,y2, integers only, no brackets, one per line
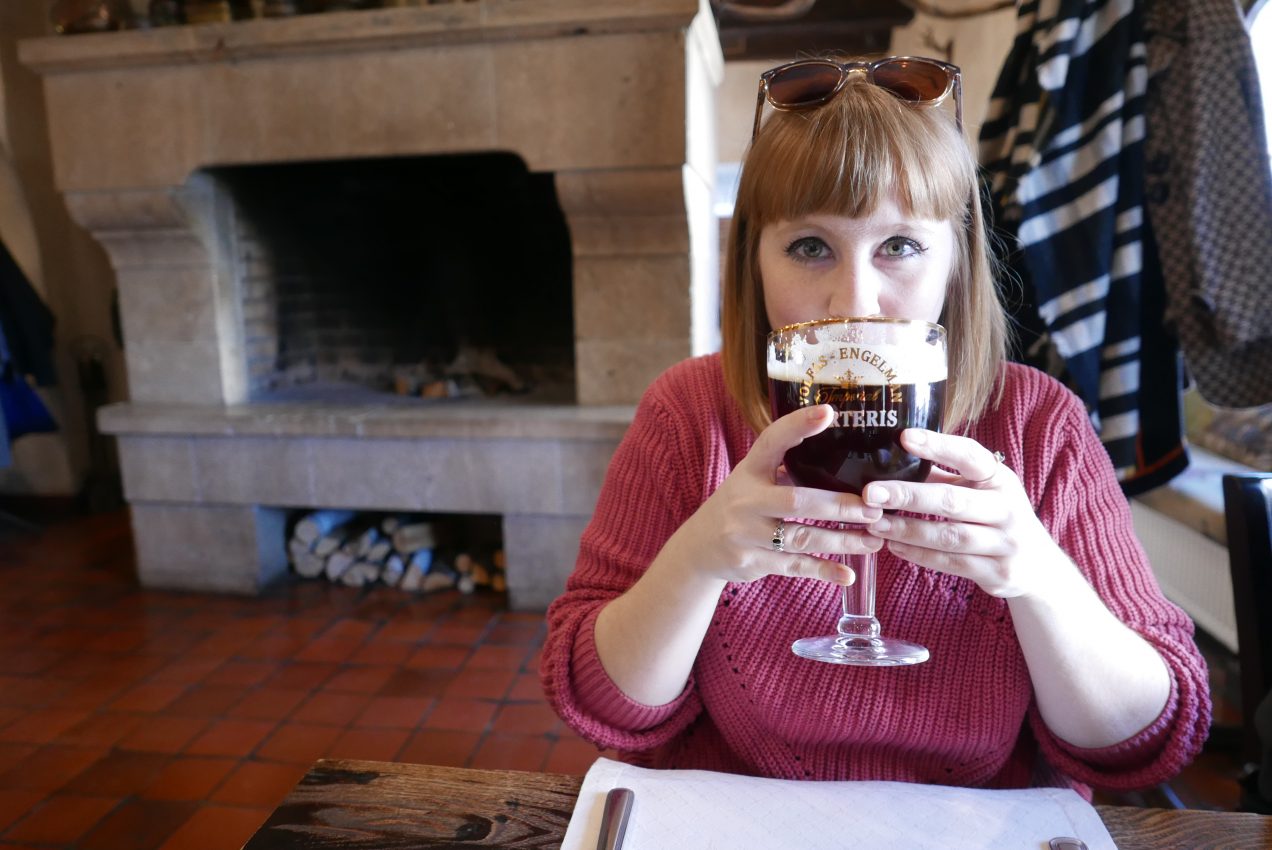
560,758,1118,850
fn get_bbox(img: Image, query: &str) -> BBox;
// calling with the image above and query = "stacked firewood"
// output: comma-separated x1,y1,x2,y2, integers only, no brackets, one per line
287,510,506,594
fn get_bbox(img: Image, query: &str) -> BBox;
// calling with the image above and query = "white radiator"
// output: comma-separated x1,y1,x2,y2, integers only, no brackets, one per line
1131,496,1237,652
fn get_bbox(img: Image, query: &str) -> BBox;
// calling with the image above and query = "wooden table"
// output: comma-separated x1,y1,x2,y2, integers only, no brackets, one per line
242,758,1272,850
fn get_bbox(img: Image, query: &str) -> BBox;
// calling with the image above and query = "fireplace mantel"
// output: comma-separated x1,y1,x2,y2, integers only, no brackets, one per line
20,2,722,607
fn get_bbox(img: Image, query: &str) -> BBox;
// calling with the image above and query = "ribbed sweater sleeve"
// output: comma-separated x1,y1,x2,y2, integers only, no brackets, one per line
540,360,715,751
1009,371,1211,789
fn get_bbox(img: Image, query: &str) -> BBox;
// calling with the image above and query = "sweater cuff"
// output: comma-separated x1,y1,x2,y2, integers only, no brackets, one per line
570,605,693,731
1052,670,1179,768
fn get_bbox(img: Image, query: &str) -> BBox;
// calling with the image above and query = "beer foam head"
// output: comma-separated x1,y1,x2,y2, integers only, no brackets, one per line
767,339,946,385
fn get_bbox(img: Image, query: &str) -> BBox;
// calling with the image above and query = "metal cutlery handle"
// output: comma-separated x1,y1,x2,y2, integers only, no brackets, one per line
596,787,635,850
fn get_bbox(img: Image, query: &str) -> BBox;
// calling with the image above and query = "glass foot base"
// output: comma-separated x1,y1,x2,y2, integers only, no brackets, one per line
791,634,930,666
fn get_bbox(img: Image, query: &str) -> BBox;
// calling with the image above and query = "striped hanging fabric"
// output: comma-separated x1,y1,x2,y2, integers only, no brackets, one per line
979,0,1188,494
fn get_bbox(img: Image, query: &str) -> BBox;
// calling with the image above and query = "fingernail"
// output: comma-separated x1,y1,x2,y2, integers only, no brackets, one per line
808,405,830,422
907,429,927,446
862,507,883,521
871,517,891,532
865,485,889,505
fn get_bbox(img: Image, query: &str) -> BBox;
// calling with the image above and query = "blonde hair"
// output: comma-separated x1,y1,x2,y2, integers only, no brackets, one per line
722,77,1007,434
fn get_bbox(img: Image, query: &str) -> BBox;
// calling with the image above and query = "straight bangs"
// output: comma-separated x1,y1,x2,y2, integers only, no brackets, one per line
742,81,972,229
723,79,1005,439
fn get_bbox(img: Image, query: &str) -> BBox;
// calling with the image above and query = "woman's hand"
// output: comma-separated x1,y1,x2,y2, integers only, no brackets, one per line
672,404,884,587
861,428,1067,598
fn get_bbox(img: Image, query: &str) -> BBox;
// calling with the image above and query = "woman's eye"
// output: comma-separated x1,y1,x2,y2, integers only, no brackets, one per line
785,237,832,261
880,236,925,258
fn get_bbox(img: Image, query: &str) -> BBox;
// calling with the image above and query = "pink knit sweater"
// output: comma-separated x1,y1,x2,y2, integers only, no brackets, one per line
541,355,1210,795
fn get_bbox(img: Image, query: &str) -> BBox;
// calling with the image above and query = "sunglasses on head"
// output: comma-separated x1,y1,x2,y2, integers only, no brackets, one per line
752,56,963,141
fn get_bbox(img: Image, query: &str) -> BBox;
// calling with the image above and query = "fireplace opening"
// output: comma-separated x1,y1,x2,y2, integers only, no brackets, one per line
211,152,575,404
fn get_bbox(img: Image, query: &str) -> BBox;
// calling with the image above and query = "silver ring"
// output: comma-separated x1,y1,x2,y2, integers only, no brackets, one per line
771,520,786,552
993,450,1005,464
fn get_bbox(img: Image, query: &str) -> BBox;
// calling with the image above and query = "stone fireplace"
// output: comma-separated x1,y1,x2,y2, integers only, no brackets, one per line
21,0,722,609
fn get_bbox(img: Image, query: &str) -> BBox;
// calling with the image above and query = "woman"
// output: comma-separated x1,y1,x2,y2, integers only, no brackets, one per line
540,57,1210,796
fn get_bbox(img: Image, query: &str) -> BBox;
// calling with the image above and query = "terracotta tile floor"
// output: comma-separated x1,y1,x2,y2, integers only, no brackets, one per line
0,511,611,849
0,509,1253,848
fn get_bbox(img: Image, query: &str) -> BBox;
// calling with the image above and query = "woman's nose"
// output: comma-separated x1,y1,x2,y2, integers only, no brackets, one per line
827,266,881,318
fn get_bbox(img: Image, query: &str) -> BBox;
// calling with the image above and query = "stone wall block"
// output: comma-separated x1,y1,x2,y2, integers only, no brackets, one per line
494,34,687,172
306,437,565,515
575,338,690,405
117,436,197,502
555,167,688,217
124,338,227,405
129,502,288,594
566,214,690,257
502,513,593,611
115,265,222,345
574,255,691,342
194,437,314,505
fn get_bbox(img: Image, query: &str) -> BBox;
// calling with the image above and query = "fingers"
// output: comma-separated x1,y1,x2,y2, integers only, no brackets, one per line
743,405,834,478
772,554,857,586
864,513,1013,558
899,429,1007,487
777,521,883,558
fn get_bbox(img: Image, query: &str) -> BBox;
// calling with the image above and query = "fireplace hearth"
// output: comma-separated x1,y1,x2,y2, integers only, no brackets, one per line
21,0,722,609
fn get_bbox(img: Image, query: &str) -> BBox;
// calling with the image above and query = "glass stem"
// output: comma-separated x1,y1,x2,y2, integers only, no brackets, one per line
837,551,880,640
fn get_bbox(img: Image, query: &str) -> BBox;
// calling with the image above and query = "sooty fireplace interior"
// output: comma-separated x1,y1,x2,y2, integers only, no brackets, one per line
216,154,575,402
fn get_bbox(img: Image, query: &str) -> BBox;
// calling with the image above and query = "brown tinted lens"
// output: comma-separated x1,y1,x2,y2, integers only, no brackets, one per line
871,59,950,102
767,62,843,107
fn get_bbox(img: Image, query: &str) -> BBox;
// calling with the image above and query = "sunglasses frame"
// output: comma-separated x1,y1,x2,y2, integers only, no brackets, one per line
751,56,963,141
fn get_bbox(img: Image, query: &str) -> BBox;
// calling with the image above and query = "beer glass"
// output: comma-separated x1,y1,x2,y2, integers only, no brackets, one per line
767,317,947,666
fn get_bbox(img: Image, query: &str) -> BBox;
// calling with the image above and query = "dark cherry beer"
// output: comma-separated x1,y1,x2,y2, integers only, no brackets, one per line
768,338,946,494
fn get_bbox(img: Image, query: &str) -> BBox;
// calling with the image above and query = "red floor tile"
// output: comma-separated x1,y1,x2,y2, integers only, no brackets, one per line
0,708,92,744
58,711,147,748
423,698,497,732
396,728,482,768
325,728,411,762
76,799,198,850
261,662,338,691
166,684,249,717
443,668,516,700
228,688,310,722
348,642,415,666
0,789,43,832
255,723,345,766
139,757,238,802
108,683,188,713
404,645,470,671
3,793,118,844
353,696,434,729
467,644,532,671
61,750,169,797
375,620,436,643
209,760,308,807
320,620,377,643
158,804,271,850
0,746,35,777
293,637,363,665
118,716,210,754
203,660,277,688
184,719,277,758
322,666,395,695
291,692,372,727
0,744,109,792
543,736,607,776
508,673,545,701
428,623,487,646
468,732,551,772
492,702,562,735
147,659,223,687
379,671,457,705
